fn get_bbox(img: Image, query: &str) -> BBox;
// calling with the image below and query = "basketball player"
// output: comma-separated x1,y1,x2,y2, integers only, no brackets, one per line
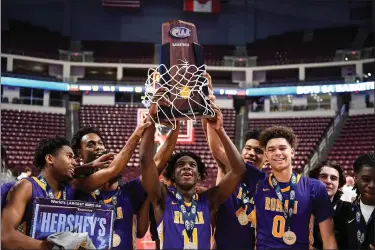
1,118,151,249
1,137,101,249
71,122,180,249
140,102,246,249
201,72,264,249
309,161,350,249
208,128,265,249
243,125,337,249
335,153,374,249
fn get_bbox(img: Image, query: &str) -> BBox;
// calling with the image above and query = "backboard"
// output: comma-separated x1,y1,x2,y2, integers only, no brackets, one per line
137,108,194,144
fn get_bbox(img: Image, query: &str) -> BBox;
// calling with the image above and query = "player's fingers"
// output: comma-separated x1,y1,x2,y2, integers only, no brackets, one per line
141,116,148,124
208,94,216,102
203,73,212,90
102,161,112,168
141,122,152,128
158,98,171,107
101,152,116,160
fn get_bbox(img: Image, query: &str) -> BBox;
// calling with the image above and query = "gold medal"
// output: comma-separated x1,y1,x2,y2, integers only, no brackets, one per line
116,207,123,219
237,212,248,226
184,241,198,249
113,233,121,247
283,230,297,245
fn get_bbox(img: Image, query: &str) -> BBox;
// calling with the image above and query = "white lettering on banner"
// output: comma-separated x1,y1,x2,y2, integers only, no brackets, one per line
296,86,320,95
321,85,334,93
297,82,374,95
40,212,107,236
79,86,92,91
225,89,238,95
119,86,134,92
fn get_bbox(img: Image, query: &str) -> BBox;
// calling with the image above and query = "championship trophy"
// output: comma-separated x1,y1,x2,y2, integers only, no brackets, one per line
144,20,215,129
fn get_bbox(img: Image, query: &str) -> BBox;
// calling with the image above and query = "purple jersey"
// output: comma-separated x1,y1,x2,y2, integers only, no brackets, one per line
157,187,212,250
214,183,256,249
244,164,334,249
23,177,76,236
78,178,146,250
1,181,16,210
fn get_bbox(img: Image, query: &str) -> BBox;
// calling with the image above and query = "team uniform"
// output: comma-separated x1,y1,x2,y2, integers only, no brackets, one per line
214,182,256,249
77,177,146,250
1,181,16,210
157,186,212,250
244,164,333,249
22,176,76,236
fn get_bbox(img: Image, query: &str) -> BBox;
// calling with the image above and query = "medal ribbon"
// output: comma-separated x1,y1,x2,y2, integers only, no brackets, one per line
270,172,297,232
96,186,121,208
353,201,373,244
37,175,67,200
175,191,198,241
240,182,251,208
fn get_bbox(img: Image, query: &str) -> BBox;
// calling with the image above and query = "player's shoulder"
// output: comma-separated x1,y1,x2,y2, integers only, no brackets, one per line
299,176,328,199
298,176,324,188
120,176,142,190
1,180,17,190
307,176,325,188
7,178,33,199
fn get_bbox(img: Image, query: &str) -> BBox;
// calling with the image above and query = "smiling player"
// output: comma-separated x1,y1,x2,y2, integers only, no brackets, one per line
243,125,337,249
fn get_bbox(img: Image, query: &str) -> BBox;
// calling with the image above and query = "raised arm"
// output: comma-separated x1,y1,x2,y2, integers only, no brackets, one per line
206,105,246,211
136,122,180,237
202,118,229,185
1,180,54,250
153,122,180,174
136,199,152,238
206,122,231,170
71,118,151,192
201,74,231,182
140,117,162,203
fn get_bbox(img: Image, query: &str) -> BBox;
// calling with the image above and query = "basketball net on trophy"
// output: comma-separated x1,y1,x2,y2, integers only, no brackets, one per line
143,60,215,130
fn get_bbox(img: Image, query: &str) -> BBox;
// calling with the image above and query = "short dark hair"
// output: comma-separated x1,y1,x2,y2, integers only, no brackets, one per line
353,153,375,173
309,161,346,189
244,129,261,144
163,151,207,182
259,125,298,149
24,167,32,173
70,127,104,155
33,137,70,169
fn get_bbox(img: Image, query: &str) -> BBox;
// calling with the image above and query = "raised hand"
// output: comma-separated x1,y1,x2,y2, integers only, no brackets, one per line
149,87,170,117
203,73,216,103
91,152,116,169
206,102,223,130
135,115,153,137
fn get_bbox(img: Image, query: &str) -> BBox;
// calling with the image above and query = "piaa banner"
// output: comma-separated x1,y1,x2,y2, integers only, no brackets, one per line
30,198,115,249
